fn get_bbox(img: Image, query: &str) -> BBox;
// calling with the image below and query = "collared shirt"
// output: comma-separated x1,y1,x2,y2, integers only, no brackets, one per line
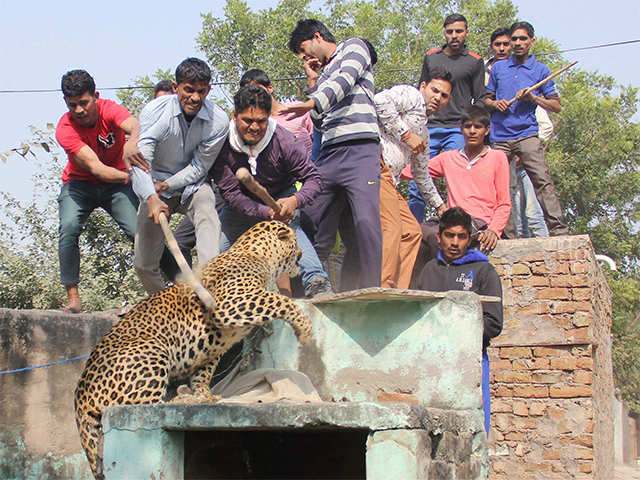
487,55,558,142
211,125,322,219
305,38,379,147
428,147,511,235
132,94,229,202
56,98,131,184
374,84,443,208
419,45,486,128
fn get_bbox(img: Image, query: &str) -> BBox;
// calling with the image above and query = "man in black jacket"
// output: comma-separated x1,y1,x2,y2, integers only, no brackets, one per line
416,206,503,435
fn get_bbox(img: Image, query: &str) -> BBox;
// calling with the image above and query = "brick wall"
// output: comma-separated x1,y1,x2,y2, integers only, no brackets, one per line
488,235,613,479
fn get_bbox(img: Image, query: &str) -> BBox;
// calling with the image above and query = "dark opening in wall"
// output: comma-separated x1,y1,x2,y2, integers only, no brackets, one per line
185,429,368,479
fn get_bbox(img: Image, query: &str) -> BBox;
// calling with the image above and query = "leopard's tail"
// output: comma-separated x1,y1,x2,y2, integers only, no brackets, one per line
75,392,105,480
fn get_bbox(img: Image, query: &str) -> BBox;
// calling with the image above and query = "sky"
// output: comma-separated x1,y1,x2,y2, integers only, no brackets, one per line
0,0,638,203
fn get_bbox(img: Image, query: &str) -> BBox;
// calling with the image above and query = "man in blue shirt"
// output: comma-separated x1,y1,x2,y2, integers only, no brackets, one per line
131,58,229,294
485,21,569,236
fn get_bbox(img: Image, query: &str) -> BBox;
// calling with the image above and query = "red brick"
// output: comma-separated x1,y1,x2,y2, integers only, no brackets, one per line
499,347,532,359
579,462,593,473
543,448,560,460
534,346,571,358
531,263,550,274
550,301,592,314
550,357,579,370
494,386,513,397
513,276,550,287
494,371,534,383
574,371,593,384
564,327,590,342
553,274,590,287
512,358,550,370
572,345,592,356
570,262,590,274
513,401,528,416
491,399,512,413
524,462,553,472
512,385,548,398
576,357,594,370
530,403,547,416
491,359,512,370
576,434,594,447
504,431,526,441
572,288,592,300
512,416,538,429
548,408,566,421
516,303,549,315
585,421,595,433
575,447,594,460
572,312,592,327
549,385,592,397
553,262,570,273
512,263,532,275
532,372,564,384
494,264,506,276
536,287,571,300
557,421,572,434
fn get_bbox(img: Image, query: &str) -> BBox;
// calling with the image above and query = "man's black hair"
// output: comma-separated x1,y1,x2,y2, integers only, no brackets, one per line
234,85,272,114
424,66,453,86
61,70,96,97
439,207,472,235
359,38,378,65
175,58,211,85
490,27,511,44
288,19,336,53
153,79,173,97
460,105,490,127
510,21,534,38
240,69,271,88
443,13,468,28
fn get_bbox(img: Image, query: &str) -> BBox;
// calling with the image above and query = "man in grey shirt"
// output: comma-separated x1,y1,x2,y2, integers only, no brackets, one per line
131,57,229,294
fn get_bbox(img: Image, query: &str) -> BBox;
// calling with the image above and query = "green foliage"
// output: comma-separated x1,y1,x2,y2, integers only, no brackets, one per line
116,68,174,116
0,127,144,311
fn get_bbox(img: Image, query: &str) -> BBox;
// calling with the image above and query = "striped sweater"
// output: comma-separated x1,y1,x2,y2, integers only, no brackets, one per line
307,38,379,147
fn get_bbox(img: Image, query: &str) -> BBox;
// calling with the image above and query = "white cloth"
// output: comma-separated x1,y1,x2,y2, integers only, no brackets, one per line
228,117,277,175
212,367,322,404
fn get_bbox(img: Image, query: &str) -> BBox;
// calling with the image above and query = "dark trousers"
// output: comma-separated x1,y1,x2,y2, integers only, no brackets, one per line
493,136,568,236
304,140,382,290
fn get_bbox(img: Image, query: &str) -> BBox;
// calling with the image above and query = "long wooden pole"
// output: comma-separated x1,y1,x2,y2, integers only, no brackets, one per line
157,212,217,310
235,167,282,215
506,61,578,106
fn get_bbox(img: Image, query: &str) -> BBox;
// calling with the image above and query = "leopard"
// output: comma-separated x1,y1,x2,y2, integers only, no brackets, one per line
74,220,313,480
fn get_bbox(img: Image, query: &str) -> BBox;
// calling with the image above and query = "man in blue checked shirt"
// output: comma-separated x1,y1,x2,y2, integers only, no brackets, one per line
131,57,229,294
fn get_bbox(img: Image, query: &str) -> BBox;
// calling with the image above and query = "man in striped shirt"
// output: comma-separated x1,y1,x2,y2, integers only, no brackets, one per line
284,19,382,290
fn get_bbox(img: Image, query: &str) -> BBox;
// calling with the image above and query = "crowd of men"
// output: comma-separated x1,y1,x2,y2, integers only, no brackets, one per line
55,15,569,433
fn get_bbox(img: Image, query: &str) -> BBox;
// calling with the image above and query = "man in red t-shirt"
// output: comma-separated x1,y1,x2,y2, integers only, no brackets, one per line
55,69,144,313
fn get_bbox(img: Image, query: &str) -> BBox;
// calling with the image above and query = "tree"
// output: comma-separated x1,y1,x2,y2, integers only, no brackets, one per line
0,127,144,311
116,68,173,117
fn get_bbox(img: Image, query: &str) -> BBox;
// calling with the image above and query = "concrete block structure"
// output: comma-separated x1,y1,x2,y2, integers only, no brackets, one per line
0,234,614,479
102,289,489,479
487,235,614,479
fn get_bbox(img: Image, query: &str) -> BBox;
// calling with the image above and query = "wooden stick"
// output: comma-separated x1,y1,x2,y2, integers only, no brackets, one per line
506,61,578,106
235,167,281,215
157,212,217,310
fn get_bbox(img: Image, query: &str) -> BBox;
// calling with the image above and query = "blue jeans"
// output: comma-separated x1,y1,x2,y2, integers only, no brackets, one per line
512,166,549,238
482,348,490,435
58,180,138,286
219,190,329,296
408,127,465,222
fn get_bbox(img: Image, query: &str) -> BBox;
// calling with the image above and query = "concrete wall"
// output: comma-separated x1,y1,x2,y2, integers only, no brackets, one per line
487,235,614,479
0,234,615,479
0,309,117,480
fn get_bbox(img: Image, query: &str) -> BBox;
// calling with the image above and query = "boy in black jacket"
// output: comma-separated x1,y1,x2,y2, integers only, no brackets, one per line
416,206,503,435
